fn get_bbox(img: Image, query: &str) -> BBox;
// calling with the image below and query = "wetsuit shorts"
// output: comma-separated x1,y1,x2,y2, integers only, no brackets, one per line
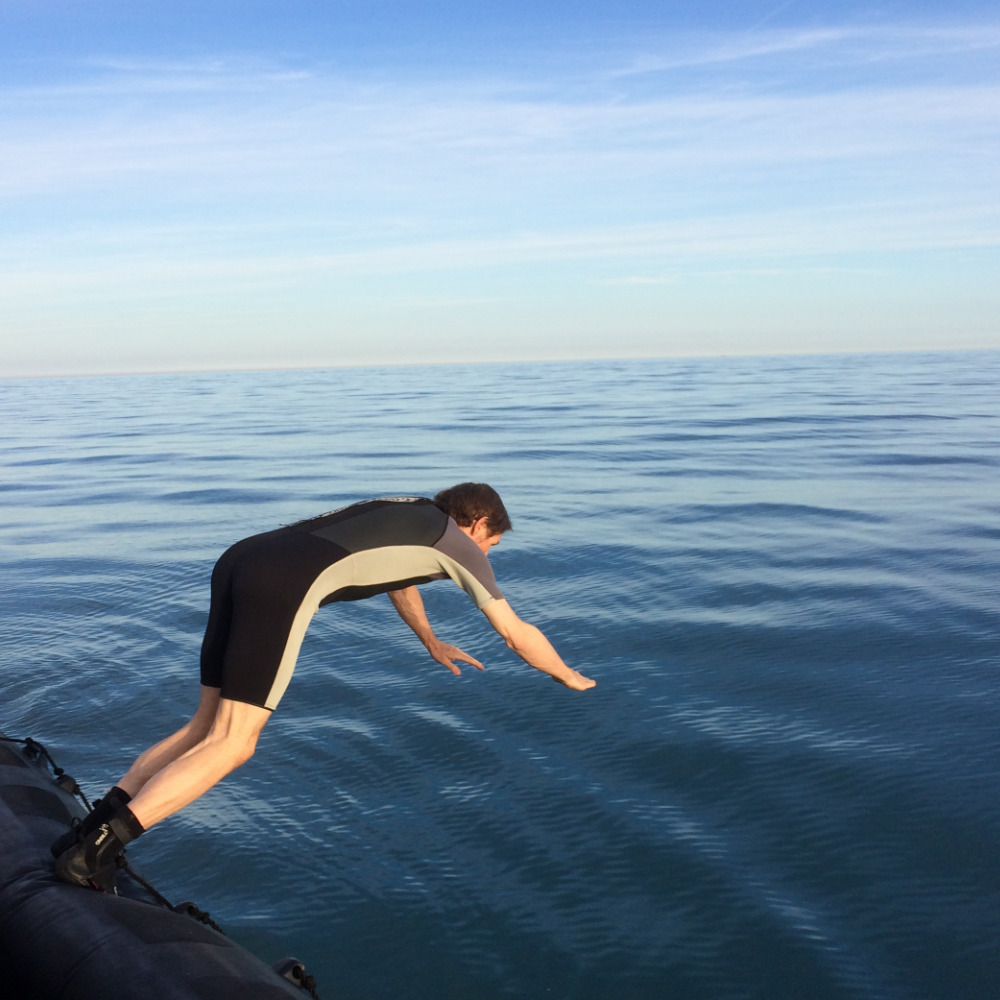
199,498,502,710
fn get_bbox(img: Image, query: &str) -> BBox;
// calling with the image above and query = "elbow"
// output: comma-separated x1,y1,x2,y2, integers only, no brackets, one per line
494,625,524,657
501,622,539,659
504,635,524,657
486,605,540,659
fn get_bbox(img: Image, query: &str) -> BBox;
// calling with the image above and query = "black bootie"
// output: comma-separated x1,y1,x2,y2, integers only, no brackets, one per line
54,806,145,889
50,785,133,858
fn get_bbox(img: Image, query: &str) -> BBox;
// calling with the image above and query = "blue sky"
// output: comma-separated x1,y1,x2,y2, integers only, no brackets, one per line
2,1,998,376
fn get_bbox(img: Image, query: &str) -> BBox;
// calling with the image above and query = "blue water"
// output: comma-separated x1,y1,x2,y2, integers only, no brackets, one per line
1,352,998,1000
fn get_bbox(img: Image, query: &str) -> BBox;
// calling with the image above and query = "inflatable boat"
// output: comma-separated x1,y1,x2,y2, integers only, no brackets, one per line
0,733,316,999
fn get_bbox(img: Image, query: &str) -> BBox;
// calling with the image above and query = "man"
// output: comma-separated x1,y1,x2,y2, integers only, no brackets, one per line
54,483,595,888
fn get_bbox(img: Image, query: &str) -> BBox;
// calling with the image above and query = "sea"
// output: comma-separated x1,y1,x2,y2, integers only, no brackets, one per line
1,351,998,1000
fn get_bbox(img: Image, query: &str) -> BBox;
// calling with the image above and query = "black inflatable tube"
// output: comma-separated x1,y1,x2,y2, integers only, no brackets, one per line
0,736,310,1000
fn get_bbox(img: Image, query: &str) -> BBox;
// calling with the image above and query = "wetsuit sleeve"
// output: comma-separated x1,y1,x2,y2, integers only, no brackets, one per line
432,519,503,607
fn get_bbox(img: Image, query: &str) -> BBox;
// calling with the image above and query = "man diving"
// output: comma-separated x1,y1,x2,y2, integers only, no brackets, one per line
53,483,595,888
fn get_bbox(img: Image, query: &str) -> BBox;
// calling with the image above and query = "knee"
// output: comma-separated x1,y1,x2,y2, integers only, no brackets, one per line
230,739,258,769
183,715,215,745
213,730,260,771
207,699,270,771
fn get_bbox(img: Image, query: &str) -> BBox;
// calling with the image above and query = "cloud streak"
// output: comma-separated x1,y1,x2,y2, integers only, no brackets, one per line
4,198,996,304
3,68,997,197
608,21,1000,75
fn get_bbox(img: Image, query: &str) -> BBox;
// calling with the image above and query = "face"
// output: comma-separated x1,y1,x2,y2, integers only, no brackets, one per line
477,532,503,556
462,517,503,555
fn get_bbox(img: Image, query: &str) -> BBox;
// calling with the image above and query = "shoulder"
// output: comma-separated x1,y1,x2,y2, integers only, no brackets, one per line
294,497,447,550
433,520,504,603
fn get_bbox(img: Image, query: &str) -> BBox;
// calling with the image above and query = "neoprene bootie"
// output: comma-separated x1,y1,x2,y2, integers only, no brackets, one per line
53,805,144,889
50,785,132,858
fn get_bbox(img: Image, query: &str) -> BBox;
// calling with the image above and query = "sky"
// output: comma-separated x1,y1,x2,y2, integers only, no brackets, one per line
2,1,998,376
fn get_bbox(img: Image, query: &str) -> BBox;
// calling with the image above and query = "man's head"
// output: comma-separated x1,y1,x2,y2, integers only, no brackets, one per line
434,483,512,552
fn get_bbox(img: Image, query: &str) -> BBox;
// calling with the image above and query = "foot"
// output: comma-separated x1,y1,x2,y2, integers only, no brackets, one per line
53,821,125,889
50,817,83,859
53,841,119,890
50,787,132,858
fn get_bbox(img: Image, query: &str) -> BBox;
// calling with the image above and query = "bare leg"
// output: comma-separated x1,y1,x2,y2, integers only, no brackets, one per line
53,694,270,887
117,685,222,798
126,697,271,830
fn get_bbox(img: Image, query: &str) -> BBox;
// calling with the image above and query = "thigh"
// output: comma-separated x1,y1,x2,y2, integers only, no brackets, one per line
200,529,286,690
214,528,347,710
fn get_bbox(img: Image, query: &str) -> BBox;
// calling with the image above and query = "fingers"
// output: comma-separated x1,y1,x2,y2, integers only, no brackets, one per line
432,644,484,675
552,672,596,690
446,646,484,671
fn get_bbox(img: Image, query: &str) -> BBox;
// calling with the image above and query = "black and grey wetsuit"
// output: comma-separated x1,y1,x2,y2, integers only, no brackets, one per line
199,497,503,710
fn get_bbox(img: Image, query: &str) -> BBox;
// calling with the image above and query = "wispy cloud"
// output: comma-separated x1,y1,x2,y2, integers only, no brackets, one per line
3,197,996,305
607,21,1000,76
3,58,998,202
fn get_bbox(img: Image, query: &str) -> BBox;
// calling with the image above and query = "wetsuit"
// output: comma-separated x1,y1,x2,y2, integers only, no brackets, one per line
199,497,503,710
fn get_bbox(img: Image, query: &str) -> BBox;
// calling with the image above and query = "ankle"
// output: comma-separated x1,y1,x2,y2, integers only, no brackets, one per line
108,805,145,846
107,785,132,806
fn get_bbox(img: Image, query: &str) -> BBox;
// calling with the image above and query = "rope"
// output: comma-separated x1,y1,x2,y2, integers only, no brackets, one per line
111,855,228,936
2,733,320,997
1,734,94,810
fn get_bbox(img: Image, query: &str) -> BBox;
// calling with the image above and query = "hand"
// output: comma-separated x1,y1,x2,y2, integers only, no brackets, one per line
426,639,485,676
552,669,596,691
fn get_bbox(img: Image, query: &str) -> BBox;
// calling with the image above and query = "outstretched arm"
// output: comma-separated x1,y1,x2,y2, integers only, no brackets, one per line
387,586,484,675
482,599,595,690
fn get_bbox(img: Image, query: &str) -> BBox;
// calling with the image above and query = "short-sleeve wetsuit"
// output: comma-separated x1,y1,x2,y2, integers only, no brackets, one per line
199,497,503,710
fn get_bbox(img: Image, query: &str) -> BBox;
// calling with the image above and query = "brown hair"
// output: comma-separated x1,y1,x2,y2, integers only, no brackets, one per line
434,482,512,536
